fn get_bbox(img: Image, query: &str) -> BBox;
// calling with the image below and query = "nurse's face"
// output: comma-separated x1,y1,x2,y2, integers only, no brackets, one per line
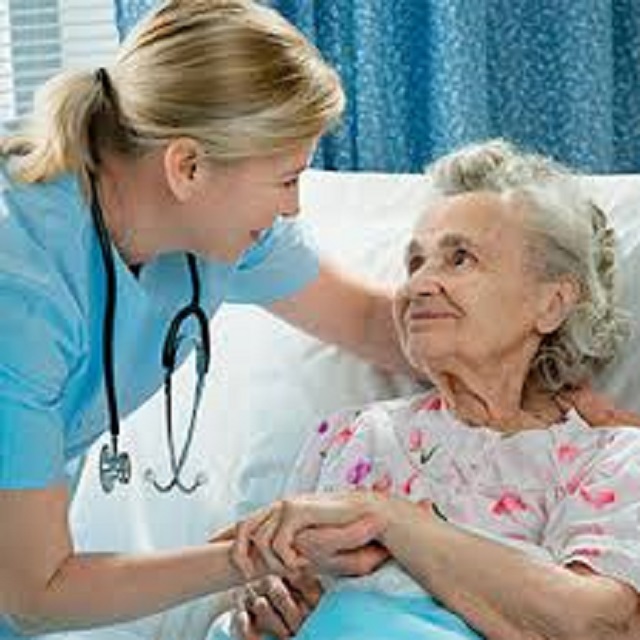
182,140,316,262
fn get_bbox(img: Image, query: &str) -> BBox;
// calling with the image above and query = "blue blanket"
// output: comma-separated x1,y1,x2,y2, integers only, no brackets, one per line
208,589,483,639
295,590,483,639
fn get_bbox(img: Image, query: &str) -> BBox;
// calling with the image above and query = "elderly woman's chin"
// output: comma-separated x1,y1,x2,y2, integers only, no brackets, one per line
401,329,455,376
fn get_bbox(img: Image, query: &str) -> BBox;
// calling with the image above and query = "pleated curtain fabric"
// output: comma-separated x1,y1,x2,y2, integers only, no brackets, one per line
116,0,640,174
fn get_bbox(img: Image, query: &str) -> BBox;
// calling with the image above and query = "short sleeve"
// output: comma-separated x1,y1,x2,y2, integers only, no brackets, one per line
226,216,320,305
0,269,79,489
543,429,640,592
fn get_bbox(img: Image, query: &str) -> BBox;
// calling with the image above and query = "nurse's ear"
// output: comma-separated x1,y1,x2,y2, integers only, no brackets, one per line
164,138,203,202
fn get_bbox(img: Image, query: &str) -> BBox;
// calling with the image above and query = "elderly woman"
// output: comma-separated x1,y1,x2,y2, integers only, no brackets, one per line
214,140,640,640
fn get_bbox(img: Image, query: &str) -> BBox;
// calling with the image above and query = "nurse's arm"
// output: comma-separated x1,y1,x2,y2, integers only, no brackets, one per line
267,260,409,373
0,485,254,634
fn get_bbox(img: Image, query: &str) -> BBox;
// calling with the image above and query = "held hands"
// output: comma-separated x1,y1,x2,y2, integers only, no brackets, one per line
214,494,440,639
228,491,392,579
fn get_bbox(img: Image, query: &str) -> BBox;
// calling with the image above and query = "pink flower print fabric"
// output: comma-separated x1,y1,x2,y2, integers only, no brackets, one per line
285,407,372,495
346,456,373,486
284,391,640,595
285,398,417,498
544,428,640,591
491,492,530,517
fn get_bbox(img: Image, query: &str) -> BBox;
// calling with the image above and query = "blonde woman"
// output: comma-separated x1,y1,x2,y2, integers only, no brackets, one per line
0,1,410,636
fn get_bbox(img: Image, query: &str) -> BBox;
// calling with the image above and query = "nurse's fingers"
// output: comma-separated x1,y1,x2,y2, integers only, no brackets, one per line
270,492,385,567
268,499,322,569
559,385,640,427
208,522,236,542
251,511,289,575
232,508,273,578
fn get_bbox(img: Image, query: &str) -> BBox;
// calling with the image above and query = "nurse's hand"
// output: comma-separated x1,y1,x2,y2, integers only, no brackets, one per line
558,384,640,427
232,491,391,577
232,572,323,640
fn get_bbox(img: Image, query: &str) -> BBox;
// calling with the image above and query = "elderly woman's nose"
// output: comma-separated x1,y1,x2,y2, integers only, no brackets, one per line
405,266,444,297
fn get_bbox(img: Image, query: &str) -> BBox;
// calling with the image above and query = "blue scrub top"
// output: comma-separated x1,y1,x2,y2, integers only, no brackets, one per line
0,166,319,489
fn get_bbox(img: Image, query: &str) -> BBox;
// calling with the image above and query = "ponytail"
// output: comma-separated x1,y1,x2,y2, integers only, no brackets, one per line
1,68,111,196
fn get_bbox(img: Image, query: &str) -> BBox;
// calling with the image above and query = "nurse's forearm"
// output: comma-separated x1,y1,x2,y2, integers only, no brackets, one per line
10,542,242,634
362,288,413,373
378,500,639,640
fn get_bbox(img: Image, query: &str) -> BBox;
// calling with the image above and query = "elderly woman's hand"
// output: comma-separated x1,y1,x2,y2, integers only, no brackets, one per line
231,491,391,577
232,572,323,640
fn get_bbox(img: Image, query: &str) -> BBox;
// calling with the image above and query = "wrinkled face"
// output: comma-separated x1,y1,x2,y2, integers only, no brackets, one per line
185,139,316,262
393,192,550,376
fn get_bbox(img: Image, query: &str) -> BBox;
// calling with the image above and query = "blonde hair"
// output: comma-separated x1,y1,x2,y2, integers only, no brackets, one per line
426,139,630,392
1,0,345,194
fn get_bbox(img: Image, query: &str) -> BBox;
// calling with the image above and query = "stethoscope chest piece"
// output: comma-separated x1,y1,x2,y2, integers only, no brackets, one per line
99,442,132,493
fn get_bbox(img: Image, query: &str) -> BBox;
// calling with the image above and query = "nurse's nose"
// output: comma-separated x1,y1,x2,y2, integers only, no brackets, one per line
280,185,301,219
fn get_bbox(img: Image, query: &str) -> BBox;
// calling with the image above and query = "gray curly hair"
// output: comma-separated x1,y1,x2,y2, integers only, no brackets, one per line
425,139,630,392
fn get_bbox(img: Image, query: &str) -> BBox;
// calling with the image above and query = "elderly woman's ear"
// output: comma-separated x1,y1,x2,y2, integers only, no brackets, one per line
534,276,581,335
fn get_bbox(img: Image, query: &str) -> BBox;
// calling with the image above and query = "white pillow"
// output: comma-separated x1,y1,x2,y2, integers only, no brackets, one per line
69,169,640,640
227,171,640,519
583,175,640,404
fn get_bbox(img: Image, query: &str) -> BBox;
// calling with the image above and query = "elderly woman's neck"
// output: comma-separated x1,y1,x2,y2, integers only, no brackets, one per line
431,358,563,432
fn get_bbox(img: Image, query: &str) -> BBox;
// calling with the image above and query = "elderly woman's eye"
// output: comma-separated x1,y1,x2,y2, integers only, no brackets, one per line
452,247,474,267
407,255,424,274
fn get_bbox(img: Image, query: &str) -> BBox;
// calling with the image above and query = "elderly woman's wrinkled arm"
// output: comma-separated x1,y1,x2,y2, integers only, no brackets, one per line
359,496,640,640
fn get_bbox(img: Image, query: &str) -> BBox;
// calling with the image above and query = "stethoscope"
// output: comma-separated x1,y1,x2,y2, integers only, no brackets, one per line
90,175,211,494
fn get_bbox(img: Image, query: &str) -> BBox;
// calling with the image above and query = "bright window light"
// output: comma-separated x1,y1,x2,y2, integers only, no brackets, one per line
0,0,119,125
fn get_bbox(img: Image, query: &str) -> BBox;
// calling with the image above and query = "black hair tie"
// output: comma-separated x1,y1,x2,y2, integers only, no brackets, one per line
95,67,115,102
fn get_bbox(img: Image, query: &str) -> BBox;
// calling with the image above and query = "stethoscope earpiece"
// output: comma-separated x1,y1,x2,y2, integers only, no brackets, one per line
143,464,208,494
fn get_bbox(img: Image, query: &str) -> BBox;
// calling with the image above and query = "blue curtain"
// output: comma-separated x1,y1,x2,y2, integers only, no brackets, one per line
116,1,640,174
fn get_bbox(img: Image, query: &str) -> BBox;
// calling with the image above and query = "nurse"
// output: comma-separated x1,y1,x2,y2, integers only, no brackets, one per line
0,1,404,636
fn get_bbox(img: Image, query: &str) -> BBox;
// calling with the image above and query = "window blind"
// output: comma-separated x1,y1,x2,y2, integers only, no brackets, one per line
0,0,119,124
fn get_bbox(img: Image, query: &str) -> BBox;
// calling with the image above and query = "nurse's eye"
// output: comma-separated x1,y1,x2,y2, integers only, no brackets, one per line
282,177,299,189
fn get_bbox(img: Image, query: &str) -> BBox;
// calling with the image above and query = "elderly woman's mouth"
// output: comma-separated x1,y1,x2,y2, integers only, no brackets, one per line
407,308,458,322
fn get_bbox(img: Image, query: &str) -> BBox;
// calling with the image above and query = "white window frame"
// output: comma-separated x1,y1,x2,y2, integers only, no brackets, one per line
0,0,119,126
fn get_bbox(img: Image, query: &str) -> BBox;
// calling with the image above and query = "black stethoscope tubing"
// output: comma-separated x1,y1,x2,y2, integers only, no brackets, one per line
90,175,121,452
89,176,211,494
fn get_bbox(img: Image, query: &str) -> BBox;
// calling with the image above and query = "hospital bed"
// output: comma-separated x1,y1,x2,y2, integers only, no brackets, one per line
63,168,640,640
